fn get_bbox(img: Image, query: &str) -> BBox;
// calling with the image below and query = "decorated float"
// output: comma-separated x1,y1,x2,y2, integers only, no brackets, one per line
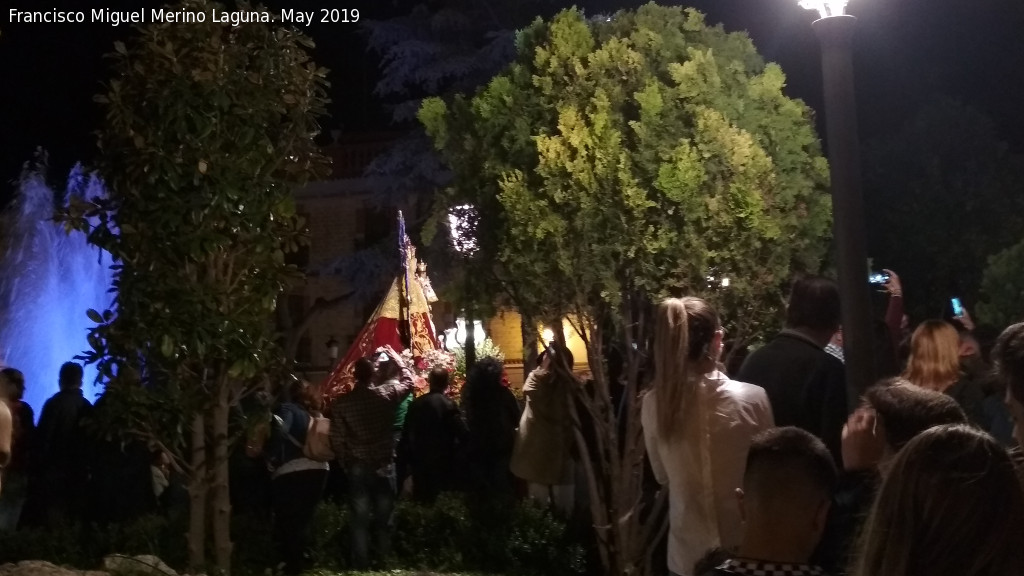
323,212,477,401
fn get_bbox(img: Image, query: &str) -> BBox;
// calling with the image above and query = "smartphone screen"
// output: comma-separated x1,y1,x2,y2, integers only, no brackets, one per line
951,297,964,318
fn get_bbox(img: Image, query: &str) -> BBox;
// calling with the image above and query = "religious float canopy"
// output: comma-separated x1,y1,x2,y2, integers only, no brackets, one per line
322,211,440,399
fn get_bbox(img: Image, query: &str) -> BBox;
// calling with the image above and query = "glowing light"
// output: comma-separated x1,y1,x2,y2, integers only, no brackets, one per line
721,277,731,288
0,165,114,418
448,204,479,255
541,328,554,344
445,318,486,348
799,0,848,19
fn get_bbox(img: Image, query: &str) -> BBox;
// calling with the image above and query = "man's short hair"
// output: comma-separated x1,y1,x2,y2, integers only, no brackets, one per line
428,367,450,392
58,362,84,389
994,323,1024,403
785,276,841,332
744,426,838,501
866,378,967,450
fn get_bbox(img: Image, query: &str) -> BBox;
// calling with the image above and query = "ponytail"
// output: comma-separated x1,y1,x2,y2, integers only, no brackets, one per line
653,299,692,439
651,297,720,439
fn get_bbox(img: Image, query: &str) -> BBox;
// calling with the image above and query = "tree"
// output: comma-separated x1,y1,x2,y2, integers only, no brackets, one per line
59,1,329,571
363,0,563,202
977,238,1024,329
357,1,566,372
420,5,831,574
864,98,1024,320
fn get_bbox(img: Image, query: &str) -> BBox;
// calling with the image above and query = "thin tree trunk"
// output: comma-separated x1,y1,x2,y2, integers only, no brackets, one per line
521,314,538,375
211,382,233,574
465,306,477,370
188,411,208,572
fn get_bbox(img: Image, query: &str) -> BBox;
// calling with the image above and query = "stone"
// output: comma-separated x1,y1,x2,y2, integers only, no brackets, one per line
101,556,176,576
0,561,92,576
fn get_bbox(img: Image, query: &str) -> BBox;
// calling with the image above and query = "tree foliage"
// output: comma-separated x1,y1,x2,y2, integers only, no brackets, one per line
864,98,1024,320
977,238,1024,329
59,0,329,571
420,5,831,574
352,0,565,311
420,3,831,345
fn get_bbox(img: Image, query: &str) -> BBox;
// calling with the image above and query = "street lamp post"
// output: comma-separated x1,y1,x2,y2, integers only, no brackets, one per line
449,205,480,370
801,1,876,397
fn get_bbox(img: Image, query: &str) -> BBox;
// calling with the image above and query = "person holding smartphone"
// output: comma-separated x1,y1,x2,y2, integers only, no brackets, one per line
328,345,415,570
510,343,576,516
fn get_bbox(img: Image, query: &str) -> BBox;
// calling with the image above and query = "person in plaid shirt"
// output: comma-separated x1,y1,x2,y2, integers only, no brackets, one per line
329,345,415,570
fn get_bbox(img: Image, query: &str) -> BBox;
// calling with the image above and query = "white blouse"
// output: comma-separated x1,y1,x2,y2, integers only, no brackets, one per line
641,370,774,576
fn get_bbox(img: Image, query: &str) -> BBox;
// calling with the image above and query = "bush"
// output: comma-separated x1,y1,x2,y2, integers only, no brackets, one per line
0,514,187,570
1,494,583,576
391,494,584,576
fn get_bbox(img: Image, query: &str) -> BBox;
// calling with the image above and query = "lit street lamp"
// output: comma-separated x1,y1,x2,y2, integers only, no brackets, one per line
801,0,876,396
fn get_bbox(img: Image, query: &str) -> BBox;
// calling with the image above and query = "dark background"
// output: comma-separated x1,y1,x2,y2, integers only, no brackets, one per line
2,0,1022,204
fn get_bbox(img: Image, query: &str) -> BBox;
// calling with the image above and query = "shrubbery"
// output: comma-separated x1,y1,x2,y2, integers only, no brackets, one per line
0,494,585,576
0,514,188,569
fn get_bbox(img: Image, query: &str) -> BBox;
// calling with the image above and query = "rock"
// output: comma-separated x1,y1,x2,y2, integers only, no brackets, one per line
101,556,176,576
0,561,96,576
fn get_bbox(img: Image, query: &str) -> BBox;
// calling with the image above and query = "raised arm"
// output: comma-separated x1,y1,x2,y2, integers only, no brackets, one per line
882,269,905,351
377,346,416,401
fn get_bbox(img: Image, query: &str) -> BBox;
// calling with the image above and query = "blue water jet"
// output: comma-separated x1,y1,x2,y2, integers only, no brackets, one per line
0,162,114,418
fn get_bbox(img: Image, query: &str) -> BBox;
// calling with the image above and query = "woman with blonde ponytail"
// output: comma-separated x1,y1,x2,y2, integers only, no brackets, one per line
642,297,774,576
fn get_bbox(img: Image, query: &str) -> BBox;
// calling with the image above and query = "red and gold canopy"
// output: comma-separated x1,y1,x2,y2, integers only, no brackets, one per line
322,239,439,400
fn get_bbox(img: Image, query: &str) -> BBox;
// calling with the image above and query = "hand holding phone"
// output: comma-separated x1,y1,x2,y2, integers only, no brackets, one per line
869,271,891,285
951,297,964,318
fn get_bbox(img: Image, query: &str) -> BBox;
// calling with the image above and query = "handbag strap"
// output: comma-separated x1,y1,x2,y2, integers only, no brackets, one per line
273,413,306,449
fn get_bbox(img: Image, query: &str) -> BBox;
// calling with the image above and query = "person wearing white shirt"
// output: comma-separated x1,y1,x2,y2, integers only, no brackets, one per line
642,297,774,576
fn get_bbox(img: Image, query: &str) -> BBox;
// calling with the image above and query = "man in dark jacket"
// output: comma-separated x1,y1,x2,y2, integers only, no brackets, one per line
24,362,92,528
404,367,467,503
737,276,847,461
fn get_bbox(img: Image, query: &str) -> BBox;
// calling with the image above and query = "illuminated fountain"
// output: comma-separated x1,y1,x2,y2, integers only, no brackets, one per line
0,163,114,416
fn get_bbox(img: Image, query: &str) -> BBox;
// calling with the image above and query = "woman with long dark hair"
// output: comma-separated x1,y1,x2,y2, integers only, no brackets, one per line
849,424,1024,576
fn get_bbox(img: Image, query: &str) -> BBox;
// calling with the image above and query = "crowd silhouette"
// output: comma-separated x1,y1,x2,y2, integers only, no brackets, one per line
1,269,1023,576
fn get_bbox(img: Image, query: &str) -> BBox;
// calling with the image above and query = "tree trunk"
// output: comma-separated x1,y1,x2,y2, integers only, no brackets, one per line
521,314,538,375
187,411,208,572
211,382,233,574
464,307,477,370
565,305,666,576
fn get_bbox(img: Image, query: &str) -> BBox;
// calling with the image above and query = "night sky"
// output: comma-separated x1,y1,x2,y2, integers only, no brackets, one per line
1,0,1023,207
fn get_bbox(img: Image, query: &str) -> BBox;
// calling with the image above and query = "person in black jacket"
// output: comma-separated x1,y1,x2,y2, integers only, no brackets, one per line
404,368,467,503
460,357,520,498
812,379,967,574
737,276,847,462
22,362,92,528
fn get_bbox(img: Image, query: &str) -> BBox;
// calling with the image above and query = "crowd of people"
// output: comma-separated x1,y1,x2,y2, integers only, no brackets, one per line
644,273,1024,576
1,268,1023,576
0,362,181,532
